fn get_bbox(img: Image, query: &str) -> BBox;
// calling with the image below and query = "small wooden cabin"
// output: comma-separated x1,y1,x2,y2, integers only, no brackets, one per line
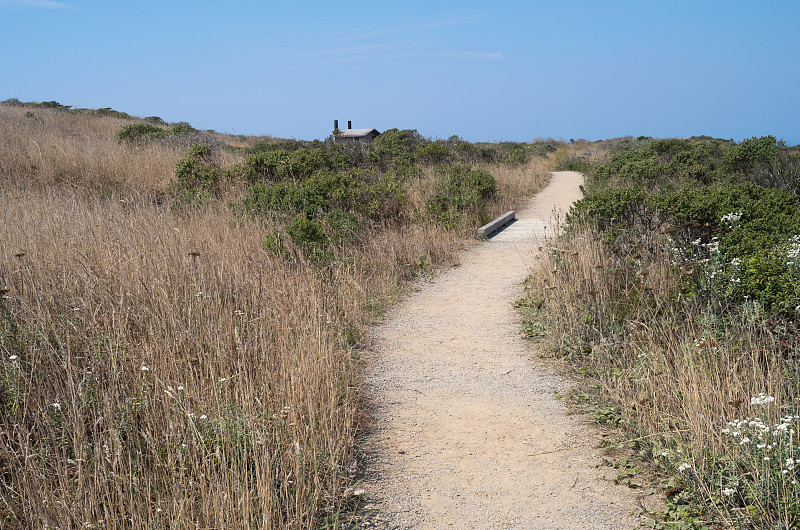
333,120,380,144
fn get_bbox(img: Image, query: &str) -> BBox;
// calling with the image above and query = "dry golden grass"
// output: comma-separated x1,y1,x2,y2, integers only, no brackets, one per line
0,104,553,528
0,105,263,195
525,226,797,526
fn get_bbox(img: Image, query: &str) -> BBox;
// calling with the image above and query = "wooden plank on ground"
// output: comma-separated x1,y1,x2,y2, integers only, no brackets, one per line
477,211,515,238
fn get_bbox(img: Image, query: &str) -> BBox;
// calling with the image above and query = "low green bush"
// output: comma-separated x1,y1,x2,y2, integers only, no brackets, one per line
168,145,222,207
238,148,349,183
367,128,425,170
241,170,405,222
415,142,451,165
241,169,407,260
571,182,800,316
115,123,167,143
723,136,800,197
426,165,497,228
116,122,202,144
587,137,731,194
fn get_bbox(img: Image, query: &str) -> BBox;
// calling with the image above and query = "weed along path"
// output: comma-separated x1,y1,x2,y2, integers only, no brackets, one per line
357,171,644,529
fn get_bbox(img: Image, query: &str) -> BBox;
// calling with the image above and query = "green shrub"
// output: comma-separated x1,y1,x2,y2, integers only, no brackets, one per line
416,142,451,165
240,169,407,260
568,187,648,228
573,182,800,316
39,100,71,110
286,216,327,250
496,142,528,166
723,136,800,196
115,123,168,143
588,137,732,194
367,128,424,169
170,122,197,135
451,140,483,163
722,136,781,176
240,170,405,224
238,148,349,183
529,142,558,158
426,165,497,228
168,145,222,207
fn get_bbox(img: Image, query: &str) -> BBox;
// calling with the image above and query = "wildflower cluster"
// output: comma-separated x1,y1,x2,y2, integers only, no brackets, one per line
694,337,719,354
718,394,800,524
721,212,742,226
751,393,776,406
787,235,800,269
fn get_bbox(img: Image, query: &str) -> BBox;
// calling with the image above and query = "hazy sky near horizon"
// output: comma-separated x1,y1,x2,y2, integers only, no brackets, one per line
2,0,798,144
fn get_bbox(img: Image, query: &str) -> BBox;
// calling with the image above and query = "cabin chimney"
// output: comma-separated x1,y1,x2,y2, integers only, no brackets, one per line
334,119,339,130
348,120,352,129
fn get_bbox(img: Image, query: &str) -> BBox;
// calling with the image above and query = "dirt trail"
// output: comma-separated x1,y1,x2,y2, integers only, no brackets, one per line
357,171,644,529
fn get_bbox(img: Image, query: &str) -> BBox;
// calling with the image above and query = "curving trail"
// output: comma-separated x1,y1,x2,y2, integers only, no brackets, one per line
357,172,644,529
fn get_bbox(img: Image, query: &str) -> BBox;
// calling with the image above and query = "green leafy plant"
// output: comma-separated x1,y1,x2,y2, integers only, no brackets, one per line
168,145,222,207
115,123,168,143
426,165,498,228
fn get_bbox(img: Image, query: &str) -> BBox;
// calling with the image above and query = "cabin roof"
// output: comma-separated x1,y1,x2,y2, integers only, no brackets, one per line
337,128,379,137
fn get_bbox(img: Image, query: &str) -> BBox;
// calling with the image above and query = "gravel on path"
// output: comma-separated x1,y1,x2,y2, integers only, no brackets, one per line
357,171,645,529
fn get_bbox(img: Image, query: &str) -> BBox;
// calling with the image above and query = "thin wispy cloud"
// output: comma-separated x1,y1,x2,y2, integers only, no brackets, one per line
0,0,75,8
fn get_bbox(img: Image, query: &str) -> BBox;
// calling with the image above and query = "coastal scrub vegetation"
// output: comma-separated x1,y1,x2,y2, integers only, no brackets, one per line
523,135,800,528
0,99,554,528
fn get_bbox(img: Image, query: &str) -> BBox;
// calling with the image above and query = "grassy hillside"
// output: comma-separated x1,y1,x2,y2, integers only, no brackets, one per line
524,136,800,528
0,100,554,528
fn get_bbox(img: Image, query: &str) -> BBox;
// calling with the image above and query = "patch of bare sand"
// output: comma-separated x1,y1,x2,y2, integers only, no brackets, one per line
356,172,648,529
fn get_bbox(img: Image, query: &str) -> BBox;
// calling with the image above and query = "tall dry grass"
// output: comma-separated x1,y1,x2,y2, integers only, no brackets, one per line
525,226,799,527
0,105,252,195
0,104,553,528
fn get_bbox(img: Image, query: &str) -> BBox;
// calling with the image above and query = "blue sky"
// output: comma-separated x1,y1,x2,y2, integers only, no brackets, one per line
2,0,798,144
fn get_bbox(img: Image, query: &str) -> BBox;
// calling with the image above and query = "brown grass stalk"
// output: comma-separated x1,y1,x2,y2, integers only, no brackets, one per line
0,104,553,528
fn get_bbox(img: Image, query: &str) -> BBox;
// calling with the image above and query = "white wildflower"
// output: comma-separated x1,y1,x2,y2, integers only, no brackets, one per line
722,487,735,496
51,402,61,410
751,393,775,405
140,365,150,372
8,355,18,361
678,463,691,472
721,212,742,225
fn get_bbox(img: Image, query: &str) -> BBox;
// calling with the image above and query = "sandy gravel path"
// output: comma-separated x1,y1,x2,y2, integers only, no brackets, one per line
356,171,644,529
